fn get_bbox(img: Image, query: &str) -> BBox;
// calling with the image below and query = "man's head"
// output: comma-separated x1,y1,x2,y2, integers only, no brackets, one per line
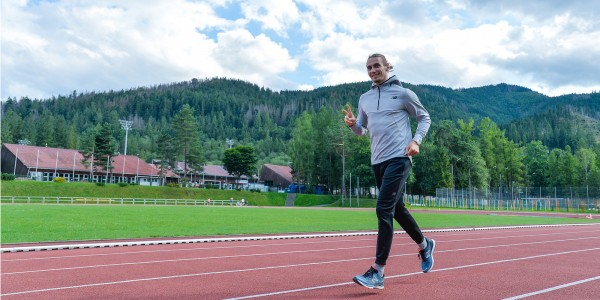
366,53,393,85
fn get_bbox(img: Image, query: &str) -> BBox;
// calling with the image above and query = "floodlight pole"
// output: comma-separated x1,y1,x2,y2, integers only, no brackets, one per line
119,120,132,155
226,138,234,148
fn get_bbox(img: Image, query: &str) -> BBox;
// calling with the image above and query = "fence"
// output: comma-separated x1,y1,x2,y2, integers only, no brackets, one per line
432,186,600,213
0,196,245,206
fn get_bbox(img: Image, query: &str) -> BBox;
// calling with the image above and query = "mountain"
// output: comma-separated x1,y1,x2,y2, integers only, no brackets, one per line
2,78,599,161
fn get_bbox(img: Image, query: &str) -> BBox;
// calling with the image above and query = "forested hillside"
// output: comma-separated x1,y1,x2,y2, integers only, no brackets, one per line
2,77,599,194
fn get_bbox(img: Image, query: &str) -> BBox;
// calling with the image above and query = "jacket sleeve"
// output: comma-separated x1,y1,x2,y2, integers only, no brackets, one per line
349,102,368,136
405,89,431,145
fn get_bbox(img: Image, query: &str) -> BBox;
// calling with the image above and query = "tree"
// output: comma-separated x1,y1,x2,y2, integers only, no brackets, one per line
287,112,315,184
172,104,204,182
575,147,597,187
79,123,117,182
94,123,118,180
156,129,177,184
223,145,257,188
522,141,549,187
547,146,577,187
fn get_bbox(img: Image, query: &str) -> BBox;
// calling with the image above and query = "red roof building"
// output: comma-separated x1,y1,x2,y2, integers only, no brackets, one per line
259,164,292,189
1,143,178,186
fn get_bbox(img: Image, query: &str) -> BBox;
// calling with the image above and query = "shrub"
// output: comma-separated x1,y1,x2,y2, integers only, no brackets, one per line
96,182,106,187
167,183,180,188
1,173,16,180
53,177,67,183
118,182,128,187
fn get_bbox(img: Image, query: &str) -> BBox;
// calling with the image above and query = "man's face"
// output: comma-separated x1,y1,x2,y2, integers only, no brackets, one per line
366,57,389,85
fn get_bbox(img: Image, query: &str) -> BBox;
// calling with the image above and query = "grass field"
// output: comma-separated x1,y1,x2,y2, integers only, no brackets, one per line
0,180,339,206
2,204,598,244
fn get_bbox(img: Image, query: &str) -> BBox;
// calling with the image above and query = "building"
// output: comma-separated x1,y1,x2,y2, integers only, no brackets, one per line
1,143,179,186
197,164,249,189
259,164,293,192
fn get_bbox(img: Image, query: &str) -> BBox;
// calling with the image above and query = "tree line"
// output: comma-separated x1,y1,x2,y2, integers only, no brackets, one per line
1,77,599,194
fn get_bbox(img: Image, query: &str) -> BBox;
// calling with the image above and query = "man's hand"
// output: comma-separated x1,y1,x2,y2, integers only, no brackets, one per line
405,140,420,156
342,104,356,127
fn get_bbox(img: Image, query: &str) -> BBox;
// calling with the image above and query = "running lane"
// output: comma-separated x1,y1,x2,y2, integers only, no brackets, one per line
2,224,599,299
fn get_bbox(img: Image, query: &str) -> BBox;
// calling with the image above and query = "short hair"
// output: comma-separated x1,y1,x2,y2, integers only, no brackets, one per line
367,53,393,71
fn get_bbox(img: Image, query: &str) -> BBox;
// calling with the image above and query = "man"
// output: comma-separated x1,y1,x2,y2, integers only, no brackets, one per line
342,53,435,290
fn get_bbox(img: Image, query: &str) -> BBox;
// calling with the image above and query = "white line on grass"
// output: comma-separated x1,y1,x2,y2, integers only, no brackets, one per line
2,223,598,253
5,228,599,262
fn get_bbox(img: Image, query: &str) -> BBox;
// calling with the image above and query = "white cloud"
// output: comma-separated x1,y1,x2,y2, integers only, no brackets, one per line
1,0,598,100
213,29,298,87
240,0,300,37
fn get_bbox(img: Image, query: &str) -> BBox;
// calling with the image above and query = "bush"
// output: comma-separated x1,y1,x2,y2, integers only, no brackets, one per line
167,183,180,188
95,182,106,187
53,177,67,183
118,182,128,187
1,173,16,180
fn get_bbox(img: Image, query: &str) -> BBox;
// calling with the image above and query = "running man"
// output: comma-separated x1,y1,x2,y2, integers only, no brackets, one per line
343,53,436,290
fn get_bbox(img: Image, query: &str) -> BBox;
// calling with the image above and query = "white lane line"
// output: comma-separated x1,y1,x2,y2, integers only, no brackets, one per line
503,275,600,300
5,228,599,262
2,245,370,275
4,235,600,275
226,248,600,300
2,241,600,297
0,237,375,262
2,223,597,253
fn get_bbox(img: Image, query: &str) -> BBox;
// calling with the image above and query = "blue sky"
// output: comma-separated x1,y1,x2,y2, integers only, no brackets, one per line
2,0,599,101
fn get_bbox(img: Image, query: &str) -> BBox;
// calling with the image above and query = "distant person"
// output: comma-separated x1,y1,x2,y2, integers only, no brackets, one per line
207,198,211,206
230,197,234,206
342,53,435,290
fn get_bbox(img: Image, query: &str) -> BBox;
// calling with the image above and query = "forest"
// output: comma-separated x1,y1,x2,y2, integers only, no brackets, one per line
1,77,599,195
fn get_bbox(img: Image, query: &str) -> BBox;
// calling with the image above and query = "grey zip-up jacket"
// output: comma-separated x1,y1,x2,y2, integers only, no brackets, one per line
349,75,431,165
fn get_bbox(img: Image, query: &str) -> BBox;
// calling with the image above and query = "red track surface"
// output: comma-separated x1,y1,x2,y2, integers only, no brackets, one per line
2,224,600,299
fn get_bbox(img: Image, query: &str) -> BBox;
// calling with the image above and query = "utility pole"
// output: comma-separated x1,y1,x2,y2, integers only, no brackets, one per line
119,120,132,155
226,138,234,148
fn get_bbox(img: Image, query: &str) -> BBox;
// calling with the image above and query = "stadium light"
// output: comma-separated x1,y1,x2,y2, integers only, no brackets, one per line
119,120,132,155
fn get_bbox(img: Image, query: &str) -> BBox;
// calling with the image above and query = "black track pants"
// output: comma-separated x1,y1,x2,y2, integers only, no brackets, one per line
372,157,425,266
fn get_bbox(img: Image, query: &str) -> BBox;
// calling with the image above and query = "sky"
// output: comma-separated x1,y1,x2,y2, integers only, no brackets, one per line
1,0,600,101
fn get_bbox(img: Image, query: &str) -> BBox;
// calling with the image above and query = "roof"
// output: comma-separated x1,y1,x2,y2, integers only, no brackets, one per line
2,143,178,178
201,164,248,178
260,164,292,186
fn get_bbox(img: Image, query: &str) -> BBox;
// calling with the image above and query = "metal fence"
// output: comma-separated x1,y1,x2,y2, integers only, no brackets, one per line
0,196,246,206
431,187,600,213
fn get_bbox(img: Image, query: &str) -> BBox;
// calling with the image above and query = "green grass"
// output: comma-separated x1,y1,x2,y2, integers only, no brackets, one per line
2,204,597,244
1,180,287,206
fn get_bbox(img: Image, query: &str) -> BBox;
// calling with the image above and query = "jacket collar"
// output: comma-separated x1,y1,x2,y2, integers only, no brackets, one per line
371,75,402,89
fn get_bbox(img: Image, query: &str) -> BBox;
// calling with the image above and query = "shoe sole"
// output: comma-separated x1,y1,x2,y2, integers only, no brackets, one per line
423,238,436,273
352,277,384,290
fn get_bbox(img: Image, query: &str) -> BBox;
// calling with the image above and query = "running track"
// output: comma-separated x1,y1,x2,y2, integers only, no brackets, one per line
2,224,600,299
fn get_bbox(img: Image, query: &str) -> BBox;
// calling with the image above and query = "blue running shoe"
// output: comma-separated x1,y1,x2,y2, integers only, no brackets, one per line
353,267,384,289
418,238,436,273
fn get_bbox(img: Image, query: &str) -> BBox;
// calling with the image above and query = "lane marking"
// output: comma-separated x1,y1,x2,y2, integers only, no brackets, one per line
2,243,599,297
503,275,600,300
226,248,600,300
2,223,598,253
5,228,599,263
4,235,600,275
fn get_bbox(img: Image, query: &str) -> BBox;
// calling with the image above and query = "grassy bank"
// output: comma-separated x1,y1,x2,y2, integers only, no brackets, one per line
0,180,342,207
